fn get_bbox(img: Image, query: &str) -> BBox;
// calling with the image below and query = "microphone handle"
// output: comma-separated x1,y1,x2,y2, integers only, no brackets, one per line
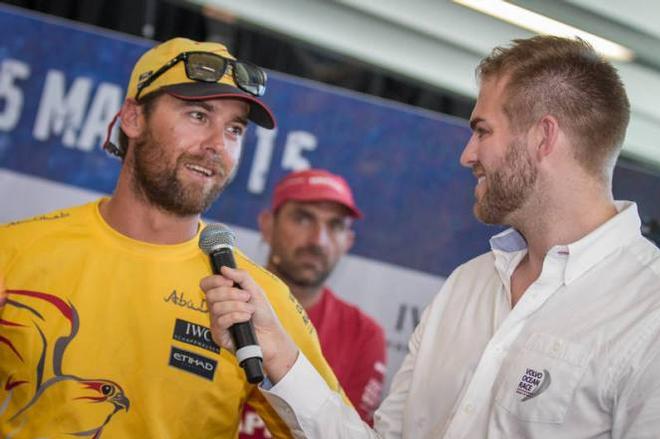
210,247,265,384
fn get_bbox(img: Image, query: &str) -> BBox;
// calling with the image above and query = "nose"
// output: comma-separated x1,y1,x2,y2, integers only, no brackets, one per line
460,134,478,168
203,127,226,156
309,223,331,248
201,126,243,171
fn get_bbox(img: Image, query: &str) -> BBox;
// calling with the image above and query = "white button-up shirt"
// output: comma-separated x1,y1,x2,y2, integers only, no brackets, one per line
263,201,660,438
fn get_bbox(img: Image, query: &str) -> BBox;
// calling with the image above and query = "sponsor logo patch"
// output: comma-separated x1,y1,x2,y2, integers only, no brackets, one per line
516,367,552,401
172,318,220,353
169,346,217,380
163,290,208,314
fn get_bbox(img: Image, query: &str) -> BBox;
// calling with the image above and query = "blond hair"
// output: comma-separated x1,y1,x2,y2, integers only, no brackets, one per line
477,36,630,180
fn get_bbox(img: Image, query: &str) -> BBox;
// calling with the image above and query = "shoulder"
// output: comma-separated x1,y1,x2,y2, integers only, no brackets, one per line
441,250,496,291
324,289,385,337
414,250,495,325
459,251,495,272
626,236,660,280
234,248,290,298
233,248,312,329
0,201,97,251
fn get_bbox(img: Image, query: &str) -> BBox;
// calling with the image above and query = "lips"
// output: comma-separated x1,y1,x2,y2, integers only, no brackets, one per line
472,164,487,190
184,163,214,177
472,167,487,198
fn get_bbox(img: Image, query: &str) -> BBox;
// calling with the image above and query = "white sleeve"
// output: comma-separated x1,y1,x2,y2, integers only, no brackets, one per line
260,291,440,439
373,294,436,436
612,335,660,439
260,351,381,438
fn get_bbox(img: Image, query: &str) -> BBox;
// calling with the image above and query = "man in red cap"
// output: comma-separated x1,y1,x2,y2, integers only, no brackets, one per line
0,38,341,438
240,169,387,438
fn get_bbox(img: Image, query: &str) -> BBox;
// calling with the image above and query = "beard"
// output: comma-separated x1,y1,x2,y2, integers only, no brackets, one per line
131,127,233,216
474,137,538,225
271,245,335,289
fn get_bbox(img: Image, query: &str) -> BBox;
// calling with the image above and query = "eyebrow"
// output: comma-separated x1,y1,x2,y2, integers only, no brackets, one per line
181,100,249,126
293,204,352,223
234,115,249,126
181,100,213,111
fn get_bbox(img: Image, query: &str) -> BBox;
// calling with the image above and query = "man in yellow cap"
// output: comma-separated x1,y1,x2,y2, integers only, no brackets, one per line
0,38,342,437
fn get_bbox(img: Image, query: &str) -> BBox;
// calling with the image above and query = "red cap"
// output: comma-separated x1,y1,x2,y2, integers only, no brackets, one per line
272,169,363,219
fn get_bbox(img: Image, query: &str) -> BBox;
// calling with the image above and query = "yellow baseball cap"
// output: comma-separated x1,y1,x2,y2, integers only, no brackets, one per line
128,37,275,128
103,38,276,157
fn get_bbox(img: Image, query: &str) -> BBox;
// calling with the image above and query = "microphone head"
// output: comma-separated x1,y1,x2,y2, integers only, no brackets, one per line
199,223,236,255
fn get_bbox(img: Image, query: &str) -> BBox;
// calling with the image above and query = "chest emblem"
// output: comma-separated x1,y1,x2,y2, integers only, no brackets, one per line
1,289,129,437
516,368,552,401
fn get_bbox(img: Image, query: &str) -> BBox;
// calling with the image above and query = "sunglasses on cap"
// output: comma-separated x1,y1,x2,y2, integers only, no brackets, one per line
136,51,267,99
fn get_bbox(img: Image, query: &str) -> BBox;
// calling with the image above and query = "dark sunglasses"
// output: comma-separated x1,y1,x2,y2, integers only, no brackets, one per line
135,51,267,99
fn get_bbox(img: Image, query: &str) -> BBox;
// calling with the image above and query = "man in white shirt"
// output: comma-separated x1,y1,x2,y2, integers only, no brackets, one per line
201,35,660,438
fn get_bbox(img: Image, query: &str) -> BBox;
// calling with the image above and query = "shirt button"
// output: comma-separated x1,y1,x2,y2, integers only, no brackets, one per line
493,345,503,354
464,403,475,414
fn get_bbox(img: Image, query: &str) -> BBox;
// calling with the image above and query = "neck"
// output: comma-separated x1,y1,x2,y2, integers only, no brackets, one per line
508,185,616,308
266,262,325,310
513,180,617,270
101,168,200,245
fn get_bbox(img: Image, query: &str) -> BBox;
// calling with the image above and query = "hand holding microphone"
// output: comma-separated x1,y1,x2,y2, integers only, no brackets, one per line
199,224,299,384
199,224,265,383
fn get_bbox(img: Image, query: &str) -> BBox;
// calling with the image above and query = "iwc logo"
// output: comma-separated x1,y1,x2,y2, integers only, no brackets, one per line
172,319,220,354
515,368,551,401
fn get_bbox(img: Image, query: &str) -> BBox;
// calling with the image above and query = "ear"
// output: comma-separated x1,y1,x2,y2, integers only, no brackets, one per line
257,210,274,245
119,98,145,140
342,229,355,254
531,114,560,161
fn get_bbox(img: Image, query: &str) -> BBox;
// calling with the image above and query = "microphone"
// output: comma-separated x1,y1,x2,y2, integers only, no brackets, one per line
199,224,265,384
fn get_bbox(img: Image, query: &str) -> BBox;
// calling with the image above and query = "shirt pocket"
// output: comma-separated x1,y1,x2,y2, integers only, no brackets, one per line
494,332,592,424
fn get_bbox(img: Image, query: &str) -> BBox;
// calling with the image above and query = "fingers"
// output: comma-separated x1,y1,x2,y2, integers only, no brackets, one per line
204,282,254,322
208,291,255,316
202,272,257,351
219,266,261,298
205,284,251,304
199,273,235,292
212,311,252,333
200,268,260,302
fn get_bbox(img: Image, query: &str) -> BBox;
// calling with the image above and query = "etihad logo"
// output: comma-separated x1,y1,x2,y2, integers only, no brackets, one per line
516,368,551,401
172,319,219,354
169,347,217,381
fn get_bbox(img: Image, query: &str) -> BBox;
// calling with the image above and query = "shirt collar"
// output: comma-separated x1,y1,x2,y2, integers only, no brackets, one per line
489,201,642,285
563,201,641,284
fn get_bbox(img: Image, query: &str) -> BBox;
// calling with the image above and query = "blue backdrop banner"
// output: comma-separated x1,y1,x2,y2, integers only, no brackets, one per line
2,4,660,387
0,4,497,277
